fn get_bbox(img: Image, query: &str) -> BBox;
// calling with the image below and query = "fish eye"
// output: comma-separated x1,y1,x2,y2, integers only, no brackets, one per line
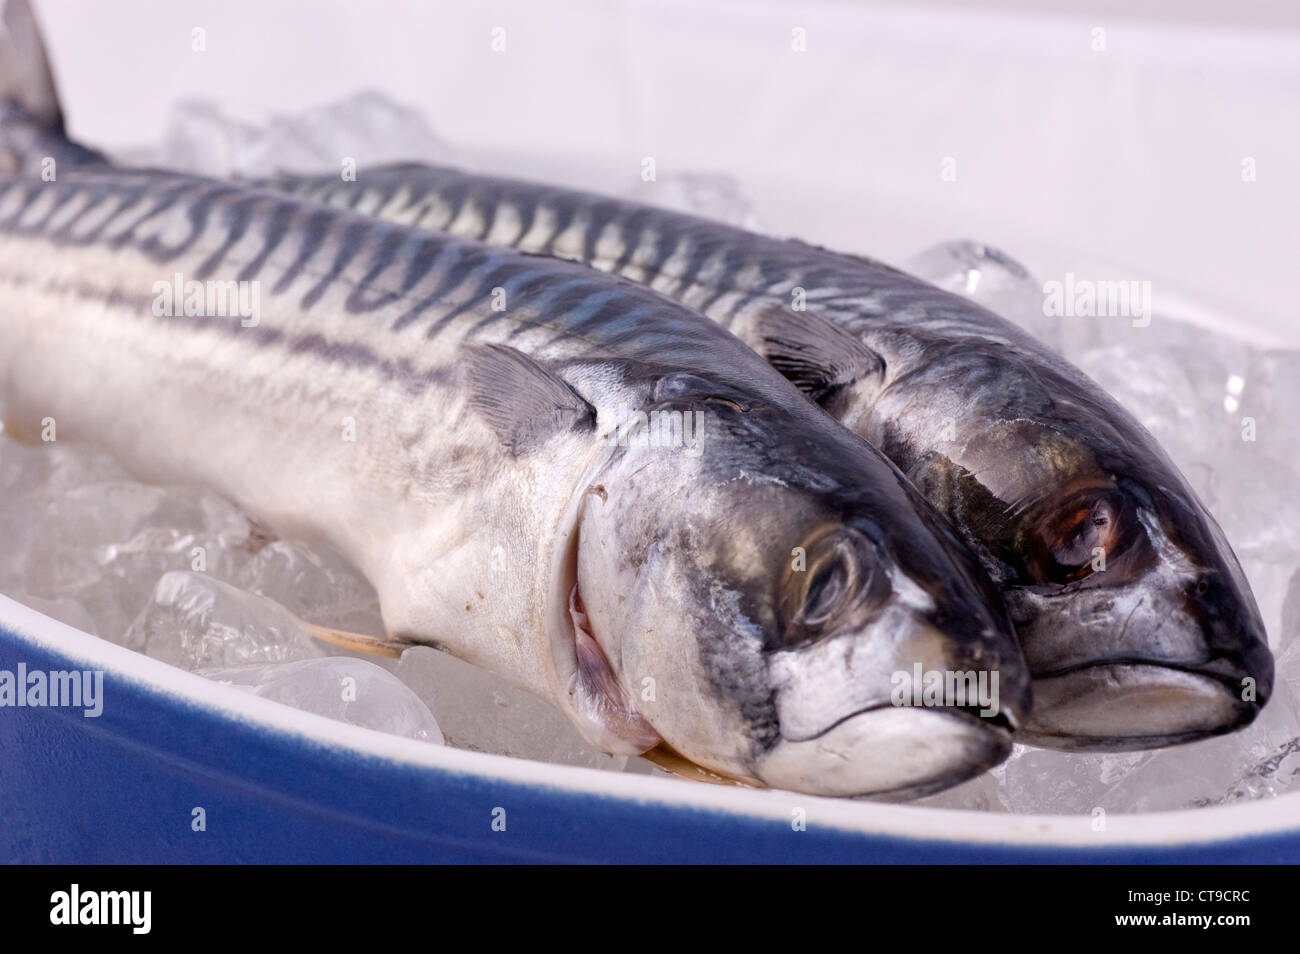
802,555,851,627
650,373,754,411
1024,487,1144,585
776,527,890,646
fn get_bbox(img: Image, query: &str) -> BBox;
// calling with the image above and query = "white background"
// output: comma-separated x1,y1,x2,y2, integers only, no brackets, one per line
35,0,1300,345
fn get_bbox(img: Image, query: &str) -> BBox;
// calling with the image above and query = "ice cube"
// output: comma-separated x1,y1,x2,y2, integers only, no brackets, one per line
1050,293,1255,380
1222,634,1300,805
1069,344,1237,472
1206,453,1300,550
23,480,180,641
152,99,264,179
1091,662,1300,813
905,240,1058,349
198,657,443,744
0,435,131,497
234,539,385,639
0,452,48,596
394,646,628,771
122,571,326,670
1270,616,1300,736
913,768,1009,812
1000,745,1154,815
155,92,458,180
1240,348,1300,465
1204,735,1300,806
19,469,277,642
1239,555,1300,653
0,437,129,611
245,91,459,177
993,666,1300,815
1281,567,1300,657
627,172,762,231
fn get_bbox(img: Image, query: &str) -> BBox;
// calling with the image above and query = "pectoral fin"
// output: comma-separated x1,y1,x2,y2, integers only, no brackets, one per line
640,744,757,787
465,344,596,454
754,306,885,408
297,620,415,659
0,416,45,446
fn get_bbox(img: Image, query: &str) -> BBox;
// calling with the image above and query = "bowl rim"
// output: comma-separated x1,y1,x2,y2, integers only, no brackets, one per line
2,592,1295,849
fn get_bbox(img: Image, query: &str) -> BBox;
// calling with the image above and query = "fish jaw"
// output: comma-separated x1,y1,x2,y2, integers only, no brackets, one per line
1017,664,1261,751
756,707,1012,798
758,602,1025,795
1008,605,1269,752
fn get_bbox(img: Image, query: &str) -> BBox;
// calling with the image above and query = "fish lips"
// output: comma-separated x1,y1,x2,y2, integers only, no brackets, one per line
1017,662,1265,751
757,704,1013,798
1006,570,1272,750
761,613,1028,796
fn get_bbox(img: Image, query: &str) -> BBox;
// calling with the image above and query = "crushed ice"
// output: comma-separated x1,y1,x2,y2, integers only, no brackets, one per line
1,94,1295,808
908,241,1300,813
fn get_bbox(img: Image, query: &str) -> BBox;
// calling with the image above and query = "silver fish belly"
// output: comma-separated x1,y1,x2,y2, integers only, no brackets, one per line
265,162,1274,750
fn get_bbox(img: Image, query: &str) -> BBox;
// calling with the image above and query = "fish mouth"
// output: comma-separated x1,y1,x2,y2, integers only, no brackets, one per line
757,704,1013,798
1017,661,1263,751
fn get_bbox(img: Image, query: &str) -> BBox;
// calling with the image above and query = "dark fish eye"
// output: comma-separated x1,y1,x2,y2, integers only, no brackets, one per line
650,372,754,411
776,527,890,647
802,556,850,627
1024,487,1146,586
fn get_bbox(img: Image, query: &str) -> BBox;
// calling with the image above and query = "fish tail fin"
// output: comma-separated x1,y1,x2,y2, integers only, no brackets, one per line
0,0,63,130
0,0,105,173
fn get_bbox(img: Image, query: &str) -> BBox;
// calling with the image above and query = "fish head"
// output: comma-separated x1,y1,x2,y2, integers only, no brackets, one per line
559,376,1030,797
921,415,1272,750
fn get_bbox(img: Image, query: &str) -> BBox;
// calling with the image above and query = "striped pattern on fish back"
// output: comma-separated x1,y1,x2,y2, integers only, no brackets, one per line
268,164,1035,350
0,167,798,395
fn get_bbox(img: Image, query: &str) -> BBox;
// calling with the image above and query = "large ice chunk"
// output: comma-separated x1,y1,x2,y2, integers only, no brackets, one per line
154,91,459,179
199,657,443,744
394,646,628,771
123,571,326,671
627,171,763,231
912,764,1010,812
905,240,1058,349
233,540,386,640
1070,345,1234,468
22,479,225,642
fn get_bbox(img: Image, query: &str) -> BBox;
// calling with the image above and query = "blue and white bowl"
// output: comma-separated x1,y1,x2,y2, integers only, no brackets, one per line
2,595,1297,863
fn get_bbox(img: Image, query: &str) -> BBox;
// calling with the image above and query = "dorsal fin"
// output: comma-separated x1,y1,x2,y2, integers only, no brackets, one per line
753,306,884,406
465,344,595,453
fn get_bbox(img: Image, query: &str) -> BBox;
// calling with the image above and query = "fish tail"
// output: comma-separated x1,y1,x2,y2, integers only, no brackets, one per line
0,0,106,173
0,0,62,130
